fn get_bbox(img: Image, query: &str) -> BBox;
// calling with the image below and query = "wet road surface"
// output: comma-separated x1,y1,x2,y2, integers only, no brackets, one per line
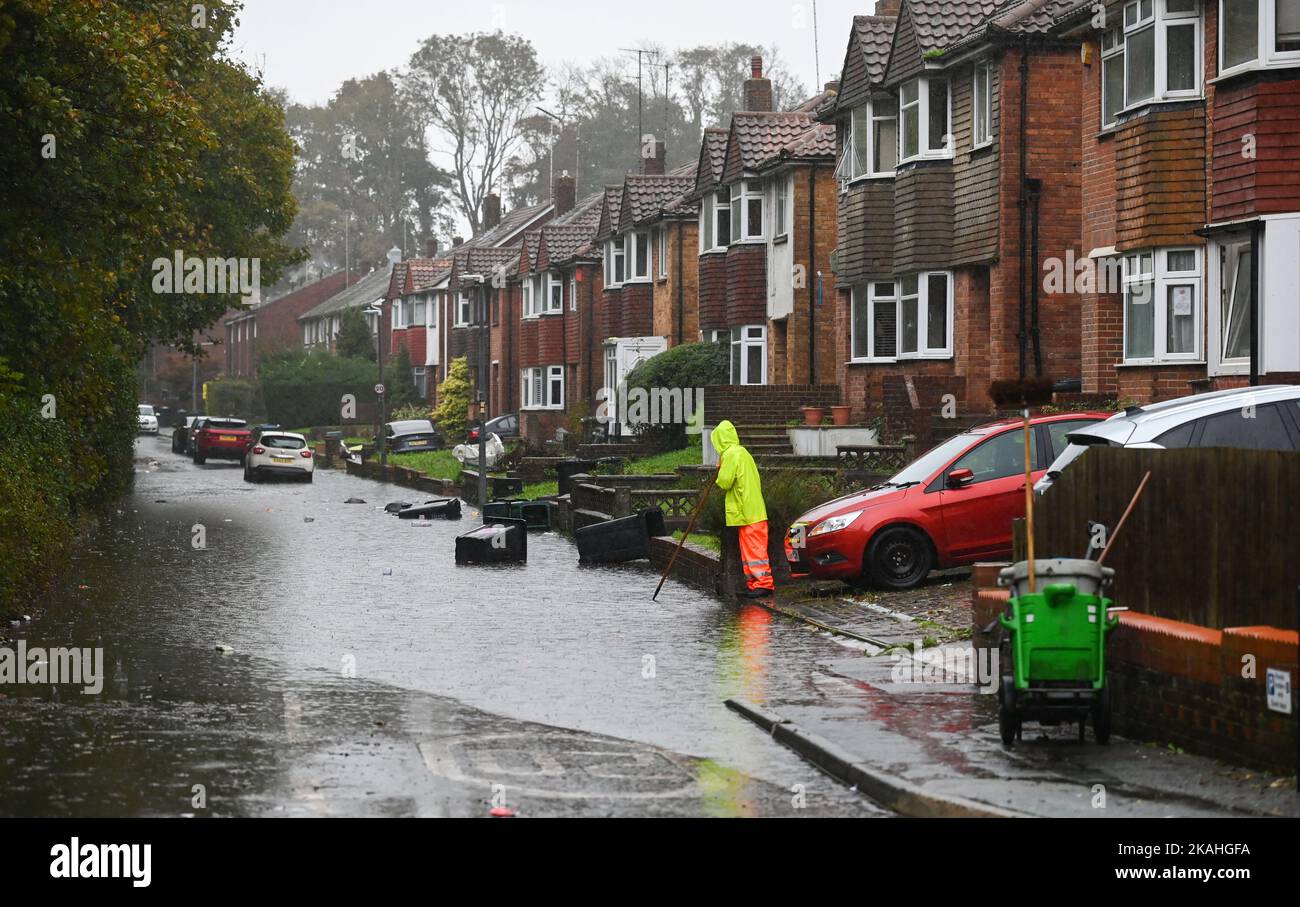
0,437,886,817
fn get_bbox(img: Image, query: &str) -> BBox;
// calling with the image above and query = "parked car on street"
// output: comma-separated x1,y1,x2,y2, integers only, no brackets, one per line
172,416,199,454
786,412,1109,590
137,404,159,434
1034,385,1300,495
243,431,314,483
190,417,250,465
469,412,519,443
384,419,443,453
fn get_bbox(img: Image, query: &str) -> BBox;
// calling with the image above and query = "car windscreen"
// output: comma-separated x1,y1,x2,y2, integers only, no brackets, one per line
261,436,306,450
138,405,154,415
888,432,985,486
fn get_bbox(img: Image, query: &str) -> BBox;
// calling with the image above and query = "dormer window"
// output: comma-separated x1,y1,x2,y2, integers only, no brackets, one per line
626,230,651,281
898,77,950,164
728,181,764,243
604,239,625,287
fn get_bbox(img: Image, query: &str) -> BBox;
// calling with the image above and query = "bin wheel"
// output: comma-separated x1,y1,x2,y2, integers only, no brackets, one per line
1093,686,1112,745
998,677,1019,746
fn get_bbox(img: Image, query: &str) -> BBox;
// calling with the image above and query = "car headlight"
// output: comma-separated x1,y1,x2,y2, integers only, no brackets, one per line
809,510,863,537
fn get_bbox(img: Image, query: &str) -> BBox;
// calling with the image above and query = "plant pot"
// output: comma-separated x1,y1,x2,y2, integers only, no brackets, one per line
830,405,852,426
801,406,825,427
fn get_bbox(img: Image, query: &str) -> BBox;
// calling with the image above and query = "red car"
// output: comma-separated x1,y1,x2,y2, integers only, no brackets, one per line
785,413,1109,589
190,417,251,465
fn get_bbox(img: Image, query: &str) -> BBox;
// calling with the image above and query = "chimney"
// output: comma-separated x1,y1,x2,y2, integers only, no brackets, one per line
452,236,464,248
874,0,901,16
824,80,840,94
425,237,439,258
553,171,576,216
641,141,666,176
386,246,401,270
743,55,774,112
483,193,502,232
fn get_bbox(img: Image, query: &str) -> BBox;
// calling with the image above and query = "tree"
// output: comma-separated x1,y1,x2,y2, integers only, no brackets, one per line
404,31,544,235
432,357,472,441
335,306,376,360
387,345,419,408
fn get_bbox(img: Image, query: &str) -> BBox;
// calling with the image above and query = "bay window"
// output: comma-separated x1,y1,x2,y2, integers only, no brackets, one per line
547,272,563,313
521,365,564,410
1221,0,1300,72
850,282,900,362
391,299,403,329
1122,247,1202,363
456,292,471,326
413,295,426,327
699,195,714,252
897,272,952,358
840,98,899,183
728,181,764,242
569,273,578,311
627,230,651,281
773,175,790,239
658,227,668,278
715,186,732,247
1102,0,1202,128
898,77,950,163
730,325,767,385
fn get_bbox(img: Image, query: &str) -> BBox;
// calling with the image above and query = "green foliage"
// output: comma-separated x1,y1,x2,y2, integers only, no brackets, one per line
335,306,376,361
387,345,419,408
258,351,378,428
432,357,472,440
700,469,836,537
389,449,462,481
205,378,263,421
391,402,434,422
622,342,728,449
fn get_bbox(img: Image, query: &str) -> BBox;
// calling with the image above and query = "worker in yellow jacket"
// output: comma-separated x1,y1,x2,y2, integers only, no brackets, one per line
712,420,774,597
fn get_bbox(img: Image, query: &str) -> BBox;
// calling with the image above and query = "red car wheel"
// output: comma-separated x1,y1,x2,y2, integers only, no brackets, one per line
866,526,933,590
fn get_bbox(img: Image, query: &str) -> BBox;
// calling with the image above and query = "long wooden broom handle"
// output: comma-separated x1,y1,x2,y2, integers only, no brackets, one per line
1098,471,1152,567
652,470,718,601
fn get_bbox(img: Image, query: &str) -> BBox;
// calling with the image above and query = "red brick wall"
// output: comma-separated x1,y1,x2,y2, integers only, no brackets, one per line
698,253,727,334
226,271,353,377
600,286,621,341
619,281,654,338
781,164,839,386
575,263,603,411
703,384,841,425
1212,72,1300,221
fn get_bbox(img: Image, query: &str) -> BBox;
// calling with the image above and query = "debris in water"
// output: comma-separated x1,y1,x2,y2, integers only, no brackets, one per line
304,517,315,523
344,498,367,504
383,568,393,576
214,644,234,655
490,807,515,818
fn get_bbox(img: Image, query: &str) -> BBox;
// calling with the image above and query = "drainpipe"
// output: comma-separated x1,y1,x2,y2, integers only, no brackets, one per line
1017,44,1030,382
675,222,684,345
808,166,817,383
1250,224,1260,386
1028,178,1043,378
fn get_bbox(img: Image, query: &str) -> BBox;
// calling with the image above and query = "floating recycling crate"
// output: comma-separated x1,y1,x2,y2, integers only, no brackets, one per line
455,517,527,564
483,499,552,530
575,508,667,564
385,501,412,514
397,498,462,520
995,558,1117,746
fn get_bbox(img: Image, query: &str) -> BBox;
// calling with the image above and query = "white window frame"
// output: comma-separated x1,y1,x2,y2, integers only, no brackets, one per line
626,230,652,282
521,365,564,410
699,195,714,252
455,292,471,327
412,294,426,327
898,77,952,164
849,282,902,363
546,272,563,314
729,180,764,243
1219,0,1300,76
569,272,578,312
772,175,790,239
657,227,669,278
1121,247,1203,364
1103,0,1203,128
729,325,768,385
604,239,626,287
391,299,403,330
896,271,954,359
713,186,732,249
973,59,994,149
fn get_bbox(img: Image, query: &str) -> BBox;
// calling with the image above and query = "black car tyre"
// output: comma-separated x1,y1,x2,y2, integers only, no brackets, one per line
866,526,933,590
193,450,205,466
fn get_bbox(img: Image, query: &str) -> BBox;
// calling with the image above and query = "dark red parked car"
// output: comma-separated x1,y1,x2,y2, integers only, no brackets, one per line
785,413,1109,590
190,417,251,465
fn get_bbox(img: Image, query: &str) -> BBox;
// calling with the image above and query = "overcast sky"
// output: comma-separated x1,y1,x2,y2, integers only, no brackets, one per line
231,0,871,107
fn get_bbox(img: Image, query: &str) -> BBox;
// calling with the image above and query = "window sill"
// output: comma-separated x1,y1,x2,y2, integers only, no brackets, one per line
848,357,898,365
1114,360,1206,368
728,239,766,247
772,234,789,246
896,154,954,168
970,139,994,155
846,173,895,186
1211,60,1300,86
699,248,728,257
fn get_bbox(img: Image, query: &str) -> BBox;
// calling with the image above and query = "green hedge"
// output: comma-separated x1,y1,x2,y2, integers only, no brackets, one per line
258,352,379,428
205,377,264,421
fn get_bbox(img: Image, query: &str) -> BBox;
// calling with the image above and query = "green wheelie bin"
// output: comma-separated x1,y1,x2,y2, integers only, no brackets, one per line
996,559,1119,745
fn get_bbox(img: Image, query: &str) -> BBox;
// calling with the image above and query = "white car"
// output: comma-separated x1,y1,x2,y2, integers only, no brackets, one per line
243,432,315,483
137,404,159,434
1035,385,1300,494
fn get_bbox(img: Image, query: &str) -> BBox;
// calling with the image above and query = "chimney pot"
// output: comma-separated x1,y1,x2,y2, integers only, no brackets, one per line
553,172,577,216
483,193,502,232
425,237,439,258
641,140,667,176
452,236,464,247
751,55,763,79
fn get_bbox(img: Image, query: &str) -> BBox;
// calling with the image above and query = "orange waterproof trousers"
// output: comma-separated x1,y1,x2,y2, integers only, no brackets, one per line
739,521,775,591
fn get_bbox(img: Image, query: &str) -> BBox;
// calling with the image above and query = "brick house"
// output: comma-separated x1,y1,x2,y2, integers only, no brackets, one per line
826,0,1088,431
691,58,840,387
298,251,401,357
1051,0,1300,402
385,247,452,401
223,269,354,378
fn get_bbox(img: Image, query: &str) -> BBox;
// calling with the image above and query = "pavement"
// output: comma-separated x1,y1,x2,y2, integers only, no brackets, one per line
728,576,1300,818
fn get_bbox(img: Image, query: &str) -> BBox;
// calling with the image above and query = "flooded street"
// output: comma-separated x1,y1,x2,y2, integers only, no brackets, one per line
0,438,885,817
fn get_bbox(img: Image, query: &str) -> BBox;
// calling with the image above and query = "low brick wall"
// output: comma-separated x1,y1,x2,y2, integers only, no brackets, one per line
703,384,841,426
344,459,457,497
648,536,723,595
970,572,1299,772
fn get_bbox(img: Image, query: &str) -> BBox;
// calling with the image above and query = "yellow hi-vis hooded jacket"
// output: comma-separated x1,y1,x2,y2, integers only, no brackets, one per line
712,420,768,527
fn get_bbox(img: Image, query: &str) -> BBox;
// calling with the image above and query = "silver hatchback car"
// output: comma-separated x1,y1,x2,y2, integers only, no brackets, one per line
1035,385,1300,494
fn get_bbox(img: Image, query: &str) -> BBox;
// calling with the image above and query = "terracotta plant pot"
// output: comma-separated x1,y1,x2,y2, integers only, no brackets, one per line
830,405,852,426
801,406,825,427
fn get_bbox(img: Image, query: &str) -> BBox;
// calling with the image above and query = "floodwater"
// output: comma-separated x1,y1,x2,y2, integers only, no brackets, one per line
0,436,885,817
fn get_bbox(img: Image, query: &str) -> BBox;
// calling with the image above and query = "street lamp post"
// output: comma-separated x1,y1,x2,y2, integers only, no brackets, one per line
369,302,388,470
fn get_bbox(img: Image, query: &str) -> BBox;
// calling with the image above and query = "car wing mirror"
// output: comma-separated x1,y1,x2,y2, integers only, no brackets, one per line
946,468,974,489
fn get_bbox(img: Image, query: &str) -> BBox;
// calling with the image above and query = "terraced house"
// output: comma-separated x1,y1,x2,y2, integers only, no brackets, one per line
1050,0,1300,400
692,58,840,388
385,246,451,402
827,0,1088,430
